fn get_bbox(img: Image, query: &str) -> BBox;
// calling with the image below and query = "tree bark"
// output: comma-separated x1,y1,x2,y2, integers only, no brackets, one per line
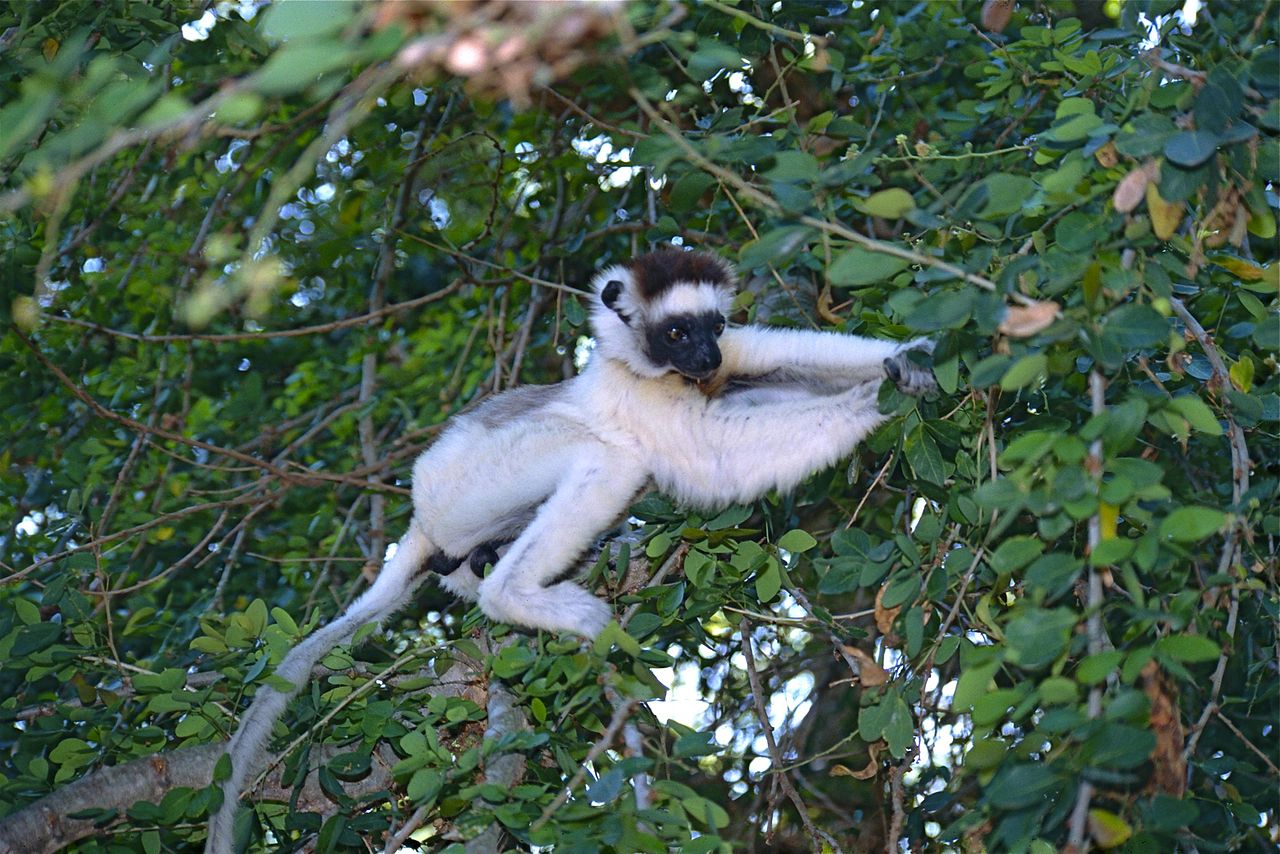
0,742,399,854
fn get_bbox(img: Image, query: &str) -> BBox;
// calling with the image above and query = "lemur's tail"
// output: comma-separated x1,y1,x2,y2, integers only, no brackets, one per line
206,524,436,854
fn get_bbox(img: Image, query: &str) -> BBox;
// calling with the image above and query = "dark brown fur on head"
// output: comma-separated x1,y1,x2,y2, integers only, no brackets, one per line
628,248,733,300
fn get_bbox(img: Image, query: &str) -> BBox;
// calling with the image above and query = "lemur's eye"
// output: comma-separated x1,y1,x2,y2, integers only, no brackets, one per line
667,326,687,342
714,317,725,336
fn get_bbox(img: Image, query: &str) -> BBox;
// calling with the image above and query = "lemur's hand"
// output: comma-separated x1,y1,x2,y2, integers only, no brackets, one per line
884,339,937,396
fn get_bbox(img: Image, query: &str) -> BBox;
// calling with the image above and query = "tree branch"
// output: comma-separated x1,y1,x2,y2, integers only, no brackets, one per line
1170,297,1252,765
1067,370,1109,852
465,679,529,853
0,742,398,854
37,283,460,344
739,619,844,854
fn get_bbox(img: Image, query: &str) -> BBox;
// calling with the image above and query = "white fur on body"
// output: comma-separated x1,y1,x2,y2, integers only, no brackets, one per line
207,258,933,852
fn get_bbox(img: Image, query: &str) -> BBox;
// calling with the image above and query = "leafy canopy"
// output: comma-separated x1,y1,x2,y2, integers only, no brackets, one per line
0,1,1276,852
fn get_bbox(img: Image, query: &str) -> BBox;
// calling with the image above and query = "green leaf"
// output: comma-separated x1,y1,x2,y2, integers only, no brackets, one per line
765,151,819,182
587,767,625,804
856,188,916,218
989,536,1045,574
777,529,817,553
688,41,743,77
964,738,1007,770
904,425,946,485
49,738,94,767
316,814,346,854
1168,396,1222,436
1038,676,1078,705
1156,634,1220,663
1164,131,1220,167
977,174,1036,218
1159,507,1226,542
880,572,920,609
828,247,911,286
754,559,782,602
669,172,717,211
1077,650,1124,684
739,226,812,270
213,753,232,783
261,0,358,41
904,289,974,332
1043,111,1103,143
244,599,269,635
682,795,731,828
215,93,264,126
673,731,718,758
953,660,1001,711
255,44,354,95
139,93,191,128
271,607,299,635
683,548,715,587
883,696,915,759
985,763,1062,809
12,623,61,656
491,644,536,678
1004,608,1076,670
1000,353,1048,390
1104,304,1168,349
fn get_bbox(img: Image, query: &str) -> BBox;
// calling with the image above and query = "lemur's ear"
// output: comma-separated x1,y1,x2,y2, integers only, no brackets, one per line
601,279,630,325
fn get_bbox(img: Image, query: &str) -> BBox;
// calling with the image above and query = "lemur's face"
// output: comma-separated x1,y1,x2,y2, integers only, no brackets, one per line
596,248,736,381
644,310,725,381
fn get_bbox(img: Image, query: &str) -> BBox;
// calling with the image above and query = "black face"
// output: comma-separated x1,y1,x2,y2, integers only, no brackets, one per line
645,311,725,381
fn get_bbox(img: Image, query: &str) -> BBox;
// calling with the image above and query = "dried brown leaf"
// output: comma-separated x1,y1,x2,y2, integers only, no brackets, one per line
841,644,889,686
875,585,901,644
981,0,1015,32
1094,140,1119,168
998,300,1060,338
1113,165,1151,213
832,742,883,779
1141,661,1186,796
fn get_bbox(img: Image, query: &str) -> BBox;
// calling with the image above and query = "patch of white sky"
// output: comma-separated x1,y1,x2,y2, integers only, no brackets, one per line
180,0,257,42
650,592,816,740
1138,0,1202,49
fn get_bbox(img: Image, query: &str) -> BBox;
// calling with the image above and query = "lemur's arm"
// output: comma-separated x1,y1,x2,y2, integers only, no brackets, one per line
718,327,933,391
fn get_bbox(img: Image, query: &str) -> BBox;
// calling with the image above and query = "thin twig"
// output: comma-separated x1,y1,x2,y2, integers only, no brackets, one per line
38,283,460,343
887,763,907,854
1213,708,1280,777
1067,370,1108,852
396,232,592,296
1170,297,1251,764
702,0,826,45
12,329,409,499
628,87,1033,305
530,697,639,831
739,619,845,854
382,803,430,854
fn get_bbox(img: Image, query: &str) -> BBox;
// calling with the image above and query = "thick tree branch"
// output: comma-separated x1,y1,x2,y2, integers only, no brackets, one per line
0,742,399,854
465,679,529,853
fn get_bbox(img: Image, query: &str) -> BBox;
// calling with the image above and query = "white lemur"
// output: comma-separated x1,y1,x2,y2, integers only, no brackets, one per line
207,248,934,852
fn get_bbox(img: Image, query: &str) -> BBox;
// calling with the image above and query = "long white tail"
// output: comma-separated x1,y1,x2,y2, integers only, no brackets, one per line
205,524,435,853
